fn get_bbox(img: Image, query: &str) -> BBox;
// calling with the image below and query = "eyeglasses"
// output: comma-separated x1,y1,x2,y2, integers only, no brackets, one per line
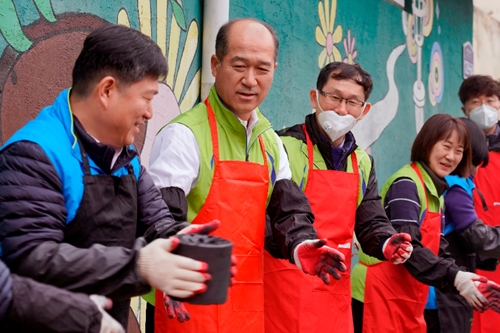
319,90,365,110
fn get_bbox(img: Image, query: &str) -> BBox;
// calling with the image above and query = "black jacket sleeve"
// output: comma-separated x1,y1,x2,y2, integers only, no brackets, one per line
1,275,103,332
159,186,188,222
136,166,189,242
0,261,13,322
0,141,149,299
355,156,397,260
459,220,500,258
266,178,317,262
397,223,460,292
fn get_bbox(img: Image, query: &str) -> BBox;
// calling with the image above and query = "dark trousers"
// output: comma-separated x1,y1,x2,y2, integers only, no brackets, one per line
352,298,364,333
146,303,155,333
424,309,440,333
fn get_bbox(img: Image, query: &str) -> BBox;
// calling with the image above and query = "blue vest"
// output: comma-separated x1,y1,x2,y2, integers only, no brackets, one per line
1,89,140,224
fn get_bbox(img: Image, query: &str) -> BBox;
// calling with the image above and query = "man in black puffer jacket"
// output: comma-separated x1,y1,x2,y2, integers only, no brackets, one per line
0,24,214,329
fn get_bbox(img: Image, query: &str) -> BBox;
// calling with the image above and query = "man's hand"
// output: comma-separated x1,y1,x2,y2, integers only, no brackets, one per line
478,280,500,313
454,271,488,312
382,233,413,264
137,237,210,298
163,293,191,323
293,239,346,285
178,220,221,235
89,295,125,333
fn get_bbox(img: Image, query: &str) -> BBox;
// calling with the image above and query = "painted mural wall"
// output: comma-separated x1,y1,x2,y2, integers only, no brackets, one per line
0,0,202,167
232,0,473,184
0,0,473,331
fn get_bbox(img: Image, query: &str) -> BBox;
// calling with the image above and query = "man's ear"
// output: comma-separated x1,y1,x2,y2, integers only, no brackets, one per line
309,89,318,110
211,54,220,77
357,103,371,121
461,106,469,118
96,76,117,109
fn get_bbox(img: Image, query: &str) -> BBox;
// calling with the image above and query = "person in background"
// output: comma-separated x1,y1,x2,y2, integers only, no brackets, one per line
433,117,500,333
351,114,500,333
458,75,500,333
263,62,413,333
0,24,217,329
149,18,349,333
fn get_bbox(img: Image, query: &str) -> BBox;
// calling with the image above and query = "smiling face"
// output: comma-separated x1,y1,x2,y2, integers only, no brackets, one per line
211,20,277,121
428,129,464,178
104,77,158,148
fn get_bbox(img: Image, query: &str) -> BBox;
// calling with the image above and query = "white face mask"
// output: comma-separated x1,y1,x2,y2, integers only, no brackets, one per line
315,90,363,143
469,104,499,130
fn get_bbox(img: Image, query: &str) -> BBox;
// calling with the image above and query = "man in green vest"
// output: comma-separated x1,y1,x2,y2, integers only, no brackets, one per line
148,18,357,333
263,62,414,333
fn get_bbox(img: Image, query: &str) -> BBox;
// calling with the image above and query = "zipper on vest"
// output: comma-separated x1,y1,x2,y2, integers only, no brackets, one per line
247,125,272,162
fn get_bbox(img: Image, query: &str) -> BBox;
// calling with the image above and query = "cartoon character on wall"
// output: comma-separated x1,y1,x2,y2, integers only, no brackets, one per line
0,0,108,146
0,0,201,168
402,0,437,132
116,0,201,166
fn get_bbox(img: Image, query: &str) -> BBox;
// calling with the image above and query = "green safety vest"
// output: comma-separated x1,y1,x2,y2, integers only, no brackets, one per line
280,134,371,206
171,85,281,221
351,161,443,302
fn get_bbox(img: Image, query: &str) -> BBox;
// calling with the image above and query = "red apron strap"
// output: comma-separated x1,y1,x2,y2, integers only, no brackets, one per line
207,98,267,167
410,162,429,210
205,98,220,164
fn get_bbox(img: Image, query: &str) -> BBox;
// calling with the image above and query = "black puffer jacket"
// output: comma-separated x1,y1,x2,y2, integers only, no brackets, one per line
0,260,104,333
0,119,188,299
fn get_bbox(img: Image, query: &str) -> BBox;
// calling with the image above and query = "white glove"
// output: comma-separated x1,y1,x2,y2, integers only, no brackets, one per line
454,271,488,311
89,295,125,333
136,237,209,298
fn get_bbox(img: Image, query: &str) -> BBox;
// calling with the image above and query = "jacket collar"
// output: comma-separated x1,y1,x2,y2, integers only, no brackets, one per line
416,161,448,198
207,85,273,141
73,117,137,174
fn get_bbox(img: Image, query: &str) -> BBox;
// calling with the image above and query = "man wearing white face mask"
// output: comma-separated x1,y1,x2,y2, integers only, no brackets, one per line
263,62,413,333
459,75,500,333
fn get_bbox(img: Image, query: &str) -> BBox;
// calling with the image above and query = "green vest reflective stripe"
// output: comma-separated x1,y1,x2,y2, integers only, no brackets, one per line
170,85,281,222
280,135,370,206
351,161,443,302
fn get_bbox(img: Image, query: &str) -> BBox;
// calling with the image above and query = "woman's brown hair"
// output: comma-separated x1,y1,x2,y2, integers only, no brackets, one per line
411,114,472,178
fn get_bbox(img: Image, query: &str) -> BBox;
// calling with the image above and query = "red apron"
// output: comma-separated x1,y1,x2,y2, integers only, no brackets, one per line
472,152,500,333
264,124,359,333
154,99,270,333
362,163,441,333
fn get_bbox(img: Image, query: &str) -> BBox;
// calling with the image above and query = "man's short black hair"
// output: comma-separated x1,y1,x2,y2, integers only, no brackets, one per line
72,24,168,97
215,18,279,61
458,75,500,105
316,62,373,100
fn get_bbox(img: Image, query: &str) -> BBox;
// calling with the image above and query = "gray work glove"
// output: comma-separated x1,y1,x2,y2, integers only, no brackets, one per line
137,237,210,298
89,295,125,333
454,271,488,311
